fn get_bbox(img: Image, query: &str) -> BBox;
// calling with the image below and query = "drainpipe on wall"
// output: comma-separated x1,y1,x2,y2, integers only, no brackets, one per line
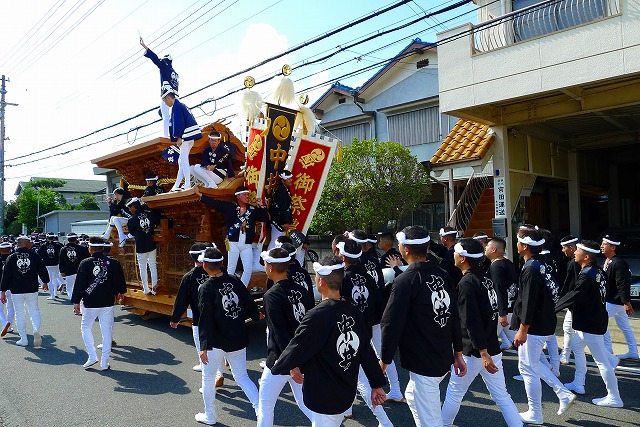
352,92,376,140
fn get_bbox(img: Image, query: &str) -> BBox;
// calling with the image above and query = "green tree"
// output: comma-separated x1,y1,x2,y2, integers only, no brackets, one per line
311,138,431,234
4,200,19,224
75,194,100,210
15,179,66,232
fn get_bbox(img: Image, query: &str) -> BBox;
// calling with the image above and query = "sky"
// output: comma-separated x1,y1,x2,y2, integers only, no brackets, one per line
0,0,477,200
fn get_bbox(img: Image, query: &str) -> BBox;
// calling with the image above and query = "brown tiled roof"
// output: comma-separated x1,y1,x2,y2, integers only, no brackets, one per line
431,119,495,165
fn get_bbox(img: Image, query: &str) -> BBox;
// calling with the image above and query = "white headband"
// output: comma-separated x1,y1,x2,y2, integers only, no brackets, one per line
348,232,368,244
454,242,484,259
540,250,550,255
517,236,545,246
602,237,620,246
0,242,12,248
439,228,458,237
473,234,488,240
189,243,217,254
367,238,377,244
577,243,600,254
336,241,361,259
396,231,430,245
560,237,578,246
261,250,292,263
198,253,224,263
125,197,140,207
146,176,159,181
235,189,250,195
208,134,221,140
88,241,111,247
279,172,293,180
313,262,345,276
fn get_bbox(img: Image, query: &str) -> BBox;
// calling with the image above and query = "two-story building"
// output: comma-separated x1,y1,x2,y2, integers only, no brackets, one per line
434,0,639,255
312,39,464,230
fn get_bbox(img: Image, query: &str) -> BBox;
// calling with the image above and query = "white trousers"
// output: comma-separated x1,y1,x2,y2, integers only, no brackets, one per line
160,100,170,138
604,302,639,356
11,292,40,340
561,310,575,360
65,275,77,301
356,366,393,427
172,140,194,190
228,235,253,286
540,334,560,374
201,347,258,423
136,249,158,293
572,331,621,398
252,243,264,271
0,290,15,325
406,371,447,427
310,411,344,427
371,324,401,392
192,325,223,377
497,313,517,347
190,165,224,189
441,353,522,427
267,225,285,250
257,366,312,427
103,216,130,243
81,306,114,369
46,265,62,298
518,334,573,418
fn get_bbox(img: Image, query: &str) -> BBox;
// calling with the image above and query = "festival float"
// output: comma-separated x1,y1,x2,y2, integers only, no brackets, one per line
91,67,339,321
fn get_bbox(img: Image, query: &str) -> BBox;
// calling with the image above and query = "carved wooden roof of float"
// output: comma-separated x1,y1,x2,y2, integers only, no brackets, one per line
91,121,246,189
430,119,495,166
142,182,243,208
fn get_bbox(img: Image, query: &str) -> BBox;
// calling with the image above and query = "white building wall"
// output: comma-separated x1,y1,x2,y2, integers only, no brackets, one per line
437,0,640,116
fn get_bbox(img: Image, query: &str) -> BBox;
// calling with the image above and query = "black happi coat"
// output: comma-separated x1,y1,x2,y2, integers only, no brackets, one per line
172,266,209,326
271,299,386,415
198,273,260,352
381,260,462,377
556,263,608,335
264,278,315,369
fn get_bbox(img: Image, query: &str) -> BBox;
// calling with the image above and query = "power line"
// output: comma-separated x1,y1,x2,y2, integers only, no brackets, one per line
5,0,430,163
4,0,90,75
98,0,228,80
6,0,491,171
4,14,476,169
0,0,67,69
116,0,239,80
13,0,108,78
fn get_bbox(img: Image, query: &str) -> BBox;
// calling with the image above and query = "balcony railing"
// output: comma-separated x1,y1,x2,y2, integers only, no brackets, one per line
473,0,621,53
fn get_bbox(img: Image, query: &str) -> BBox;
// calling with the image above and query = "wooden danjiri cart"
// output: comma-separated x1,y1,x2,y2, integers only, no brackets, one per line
92,111,339,322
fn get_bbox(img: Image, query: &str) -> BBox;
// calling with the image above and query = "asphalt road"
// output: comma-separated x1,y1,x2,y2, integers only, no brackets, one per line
0,293,639,427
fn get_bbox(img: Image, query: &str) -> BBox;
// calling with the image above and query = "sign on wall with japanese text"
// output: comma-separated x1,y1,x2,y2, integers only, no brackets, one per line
494,176,506,218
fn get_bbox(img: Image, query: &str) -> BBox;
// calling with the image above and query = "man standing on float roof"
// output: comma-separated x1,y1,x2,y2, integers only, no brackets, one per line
140,37,179,138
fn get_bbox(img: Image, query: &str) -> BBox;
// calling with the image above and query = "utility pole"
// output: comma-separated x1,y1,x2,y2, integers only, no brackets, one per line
0,75,19,235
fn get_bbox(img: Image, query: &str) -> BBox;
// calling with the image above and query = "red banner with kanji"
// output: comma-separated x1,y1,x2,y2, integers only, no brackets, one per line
288,132,339,234
244,118,267,204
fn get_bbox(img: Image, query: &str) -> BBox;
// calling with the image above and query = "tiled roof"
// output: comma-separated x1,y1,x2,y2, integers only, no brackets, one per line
311,38,435,111
16,177,107,196
431,119,495,165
